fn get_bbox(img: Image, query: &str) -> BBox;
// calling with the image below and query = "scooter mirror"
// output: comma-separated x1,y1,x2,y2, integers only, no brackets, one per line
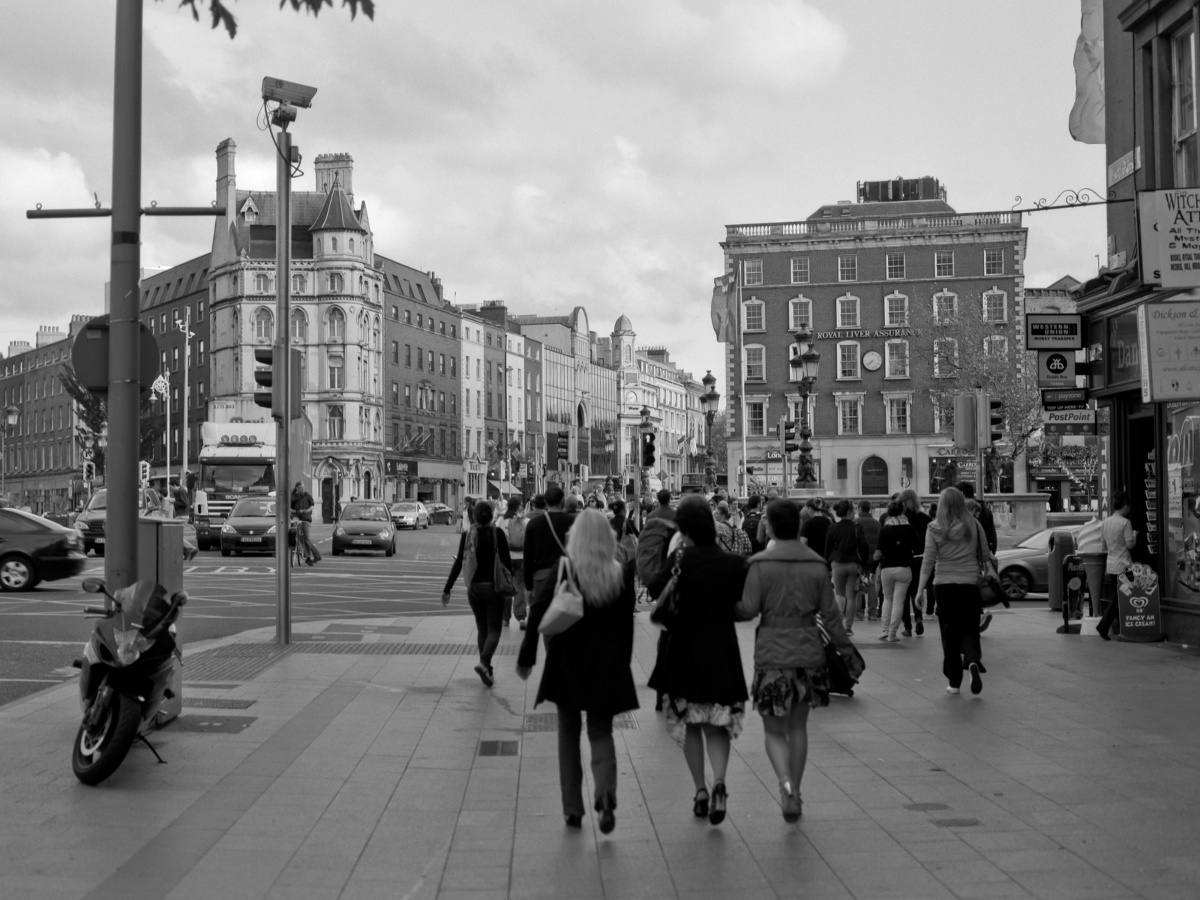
81,578,105,594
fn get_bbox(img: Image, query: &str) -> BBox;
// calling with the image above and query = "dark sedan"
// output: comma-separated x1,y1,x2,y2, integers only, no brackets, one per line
74,488,164,556
220,498,278,556
333,502,396,556
996,525,1083,600
0,508,88,592
426,502,456,526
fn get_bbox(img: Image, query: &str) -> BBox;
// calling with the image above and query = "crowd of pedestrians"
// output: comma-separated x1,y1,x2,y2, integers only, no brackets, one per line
441,480,999,832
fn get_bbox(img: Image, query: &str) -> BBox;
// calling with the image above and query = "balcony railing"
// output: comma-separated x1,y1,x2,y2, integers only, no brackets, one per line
726,211,1022,240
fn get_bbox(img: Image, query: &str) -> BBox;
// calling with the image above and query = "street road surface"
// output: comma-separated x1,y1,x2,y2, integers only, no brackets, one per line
0,523,472,707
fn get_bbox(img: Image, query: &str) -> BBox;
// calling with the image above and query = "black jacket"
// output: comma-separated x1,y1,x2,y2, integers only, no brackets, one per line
521,510,574,588
443,525,513,593
876,520,921,569
825,519,869,566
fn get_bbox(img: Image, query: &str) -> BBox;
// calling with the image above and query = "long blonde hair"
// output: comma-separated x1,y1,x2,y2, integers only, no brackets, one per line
566,510,623,605
934,486,972,542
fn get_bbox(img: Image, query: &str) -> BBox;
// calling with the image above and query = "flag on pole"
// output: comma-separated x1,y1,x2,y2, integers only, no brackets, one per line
710,268,738,343
1069,0,1105,145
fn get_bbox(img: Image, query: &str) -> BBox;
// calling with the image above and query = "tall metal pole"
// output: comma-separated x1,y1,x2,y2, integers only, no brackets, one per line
275,128,292,644
179,306,190,490
164,387,170,487
106,0,142,590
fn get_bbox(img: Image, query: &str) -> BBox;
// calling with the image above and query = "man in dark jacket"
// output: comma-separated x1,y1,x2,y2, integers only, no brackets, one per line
856,500,881,619
517,484,574,673
742,494,765,554
647,488,675,522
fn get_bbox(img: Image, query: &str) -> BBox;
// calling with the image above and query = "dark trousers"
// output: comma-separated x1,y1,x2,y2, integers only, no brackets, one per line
903,556,925,629
557,707,616,818
925,583,938,616
468,581,504,668
1099,573,1121,635
936,583,983,688
503,559,526,622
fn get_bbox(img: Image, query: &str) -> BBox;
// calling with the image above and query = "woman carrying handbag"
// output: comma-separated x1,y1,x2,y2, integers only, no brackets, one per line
914,487,988,696
442,502,514,688
521,510,638,833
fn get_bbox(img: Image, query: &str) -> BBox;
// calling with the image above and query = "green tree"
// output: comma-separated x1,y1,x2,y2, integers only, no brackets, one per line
59,366,166,474
171,0,374,38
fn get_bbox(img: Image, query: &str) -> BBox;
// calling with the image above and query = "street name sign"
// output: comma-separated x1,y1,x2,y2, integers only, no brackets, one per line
1026,314,1083,350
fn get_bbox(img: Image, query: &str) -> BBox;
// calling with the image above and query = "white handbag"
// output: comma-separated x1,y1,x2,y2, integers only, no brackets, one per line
539,556,585,636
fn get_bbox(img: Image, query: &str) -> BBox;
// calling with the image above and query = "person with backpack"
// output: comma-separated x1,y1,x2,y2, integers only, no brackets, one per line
609,499,639,576
715,502,752,557
517,485,575,671
742,494,766,555
442,502,514,687
498,496,527,628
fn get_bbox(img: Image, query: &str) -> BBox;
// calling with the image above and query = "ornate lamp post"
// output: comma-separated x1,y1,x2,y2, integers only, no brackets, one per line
789,327,821,488
1,404,18,499
638,405,652,499
700,370,720,491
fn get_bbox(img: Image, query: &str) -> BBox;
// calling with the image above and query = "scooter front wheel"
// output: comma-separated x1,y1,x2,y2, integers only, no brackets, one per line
72,690,141,785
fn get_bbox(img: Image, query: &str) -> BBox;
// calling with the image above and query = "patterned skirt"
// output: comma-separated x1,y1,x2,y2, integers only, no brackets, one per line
662,697,745,745
749,666,831,718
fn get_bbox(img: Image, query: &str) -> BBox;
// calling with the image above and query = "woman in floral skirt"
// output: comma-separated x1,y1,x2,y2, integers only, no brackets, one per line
648,495,748,826
736,499,861,821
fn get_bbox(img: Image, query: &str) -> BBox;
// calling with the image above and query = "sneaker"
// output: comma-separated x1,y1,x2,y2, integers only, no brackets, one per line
878,633,889,641
915,620,924,636
946,685,960,695
884,635,900,643
518,619,527,631
474,664,494,687
969,662,983,695
980,612,993,634
903,628,913,637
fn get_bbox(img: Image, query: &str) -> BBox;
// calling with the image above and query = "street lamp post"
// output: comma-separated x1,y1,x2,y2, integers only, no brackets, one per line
700,371,720,492
1,404,18,500
638,405,652,500
789,327,821,488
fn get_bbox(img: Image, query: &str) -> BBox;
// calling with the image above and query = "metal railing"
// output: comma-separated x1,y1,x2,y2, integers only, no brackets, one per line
726,210,1022,239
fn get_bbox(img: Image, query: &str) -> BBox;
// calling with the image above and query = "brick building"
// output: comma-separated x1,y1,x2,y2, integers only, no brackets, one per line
721,178,1027,497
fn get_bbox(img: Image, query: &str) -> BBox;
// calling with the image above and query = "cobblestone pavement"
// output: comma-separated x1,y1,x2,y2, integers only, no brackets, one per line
2,605,1198,900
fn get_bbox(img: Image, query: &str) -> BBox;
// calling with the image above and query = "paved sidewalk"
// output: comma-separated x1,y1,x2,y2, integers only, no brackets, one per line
3,607,1200,900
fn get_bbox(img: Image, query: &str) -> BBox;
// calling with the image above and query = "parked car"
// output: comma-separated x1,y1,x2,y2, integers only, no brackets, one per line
0,507,88,592
996,525,1084,600
426,502,456,526
334,502,396,556
220,498,278,557
389,501,429,530
74,489,166,556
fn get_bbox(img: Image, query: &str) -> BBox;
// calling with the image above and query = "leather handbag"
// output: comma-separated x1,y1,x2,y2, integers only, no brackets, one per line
649,550,683,628
539,556,585,635
492,526,517,597
974,519,1004,607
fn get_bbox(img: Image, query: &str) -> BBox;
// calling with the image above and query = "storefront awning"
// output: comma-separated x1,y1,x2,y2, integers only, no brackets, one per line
488,480,521,496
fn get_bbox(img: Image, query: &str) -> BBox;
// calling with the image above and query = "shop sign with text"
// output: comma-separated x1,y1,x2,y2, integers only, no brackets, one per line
1138,189,1200,288
1136,301,1200,402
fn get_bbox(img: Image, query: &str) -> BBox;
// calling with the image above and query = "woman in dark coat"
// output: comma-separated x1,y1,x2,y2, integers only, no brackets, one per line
649,495,748,826
442,502,513,688
525,510,637,833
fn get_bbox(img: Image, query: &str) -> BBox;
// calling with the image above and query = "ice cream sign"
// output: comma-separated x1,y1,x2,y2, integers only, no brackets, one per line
1116,564,1163,642
1136,301,1200,402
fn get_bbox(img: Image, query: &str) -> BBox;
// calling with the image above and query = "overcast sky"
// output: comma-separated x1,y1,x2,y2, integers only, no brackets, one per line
1,0,1105,394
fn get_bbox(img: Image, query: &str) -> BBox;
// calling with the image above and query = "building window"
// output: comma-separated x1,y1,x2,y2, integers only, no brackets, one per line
417,314,423,328
254,274,270,293
328,308,345,340
404,384,411,408
254,308,273,341
329,272,344,292
837,397,861,435
439,353,446,375
391,341,399,364
789,298,812,331
933,291,958,324
836,295,860,329
984,248,1004,276
747,401,765,436
884,292,908,327
838,255,857,282
744,259,763,286
404,309,411,324
934,251,955,278
428,350,434,371
292,274,306,294
982,289,1008,323
450,356,457,378
743,300,765,331
885,340,909,378
1175,27,1198,187
327,356,344,390
417,347,424,371
984,335,1009,357
439,391,446,413
790,257,810,284
886,253,905,280
933,338,959,377
327,406,344,439
172,347,180,371
197,339,206,366
744,345,766,381
390,381,398,405
887,397,910,434
837,341,860,380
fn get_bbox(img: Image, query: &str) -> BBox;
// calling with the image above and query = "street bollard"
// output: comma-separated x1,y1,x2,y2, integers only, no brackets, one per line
1047,530,1076,612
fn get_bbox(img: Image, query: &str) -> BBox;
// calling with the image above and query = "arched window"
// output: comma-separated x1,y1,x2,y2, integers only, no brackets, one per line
349,238,355,255
862,457,889,495
290,309,307,342
254,308,273,341
292,274,306,294
373,316,381,349
331,237,339,253
329,273,344,293
327,405,344,439
254,274,270,293
328,308,345,341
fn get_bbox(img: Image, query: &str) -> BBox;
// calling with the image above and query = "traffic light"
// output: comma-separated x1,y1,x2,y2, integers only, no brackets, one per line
139,461,150,486
641,431,657,468
953,393,976,452
984,394,1004,445
783,420,799,455
253,347,302,419
83,461,96,482
556,430,569,460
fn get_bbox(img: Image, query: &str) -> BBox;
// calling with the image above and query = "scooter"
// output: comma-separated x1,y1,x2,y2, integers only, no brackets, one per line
71,578,187,785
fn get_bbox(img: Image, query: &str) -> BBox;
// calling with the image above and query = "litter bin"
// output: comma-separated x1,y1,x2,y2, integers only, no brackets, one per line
138,517,184,724
1047,530,1076,612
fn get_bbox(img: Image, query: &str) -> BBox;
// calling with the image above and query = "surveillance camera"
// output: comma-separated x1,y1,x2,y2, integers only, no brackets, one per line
261,77,318,109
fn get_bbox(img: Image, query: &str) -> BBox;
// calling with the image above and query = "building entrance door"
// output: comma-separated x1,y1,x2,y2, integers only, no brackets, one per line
862,457,889,495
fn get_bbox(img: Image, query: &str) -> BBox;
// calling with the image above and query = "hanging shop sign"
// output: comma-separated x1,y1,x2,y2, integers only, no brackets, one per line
1137,189,1200,288
1042,388,1089,404
1043,408,1097,435
1136,301,1200,403
1037,351,1077,388
1026,314,1083,350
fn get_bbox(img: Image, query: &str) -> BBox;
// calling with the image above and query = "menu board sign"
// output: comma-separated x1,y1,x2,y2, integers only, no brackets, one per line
1116,564,1164,642
1137,301,1200,402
